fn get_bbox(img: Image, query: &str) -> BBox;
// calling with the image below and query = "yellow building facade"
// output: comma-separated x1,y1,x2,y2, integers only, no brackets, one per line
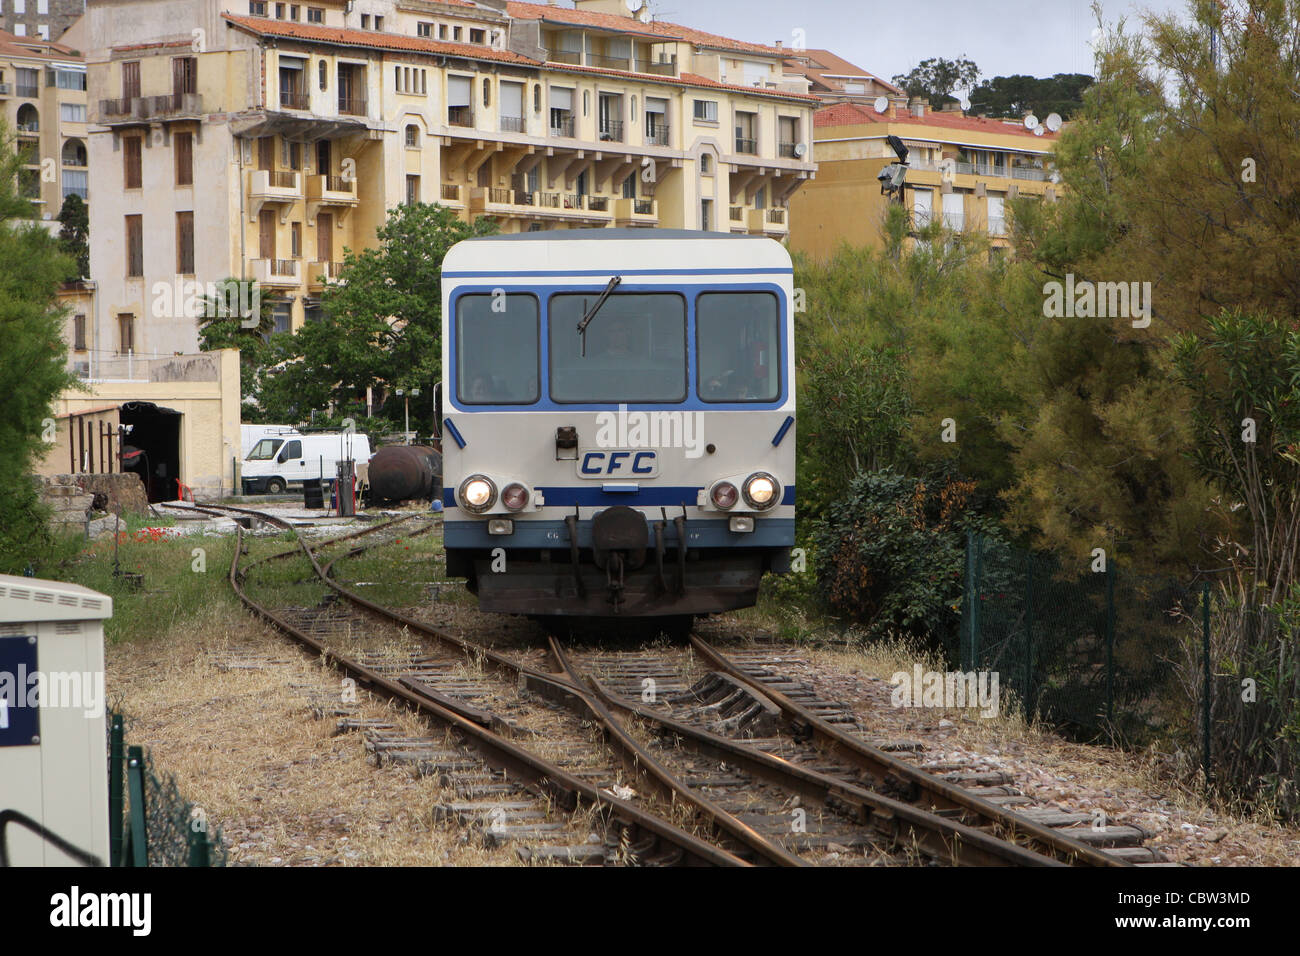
78,0,817,356
789,98,1061,261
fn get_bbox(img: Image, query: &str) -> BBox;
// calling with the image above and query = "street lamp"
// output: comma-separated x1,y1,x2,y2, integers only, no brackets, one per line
395,387,421,444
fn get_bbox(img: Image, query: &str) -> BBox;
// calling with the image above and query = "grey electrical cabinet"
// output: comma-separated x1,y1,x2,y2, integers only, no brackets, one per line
0,573,112,866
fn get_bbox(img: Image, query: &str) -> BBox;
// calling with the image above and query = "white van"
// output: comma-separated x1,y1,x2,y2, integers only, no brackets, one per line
240,424,301,460
241,432,372,494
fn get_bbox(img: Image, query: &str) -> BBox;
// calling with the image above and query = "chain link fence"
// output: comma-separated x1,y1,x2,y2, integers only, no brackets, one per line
108,710,226,867
960,532,1203,745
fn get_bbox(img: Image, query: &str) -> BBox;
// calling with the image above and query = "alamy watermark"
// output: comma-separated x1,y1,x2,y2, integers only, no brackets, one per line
595,403,705,459
1043,273,1151,328
151,278,262,328
890,665,1000,718
0,666,105,720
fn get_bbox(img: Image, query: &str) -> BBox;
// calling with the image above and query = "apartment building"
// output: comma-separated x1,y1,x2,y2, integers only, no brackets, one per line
78,0,817,357
0,0,85,41
781,48,901,105
0,27,87,222
789,97,1060,261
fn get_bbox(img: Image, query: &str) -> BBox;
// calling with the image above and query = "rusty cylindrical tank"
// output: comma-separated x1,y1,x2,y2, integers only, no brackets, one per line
366,445,442,503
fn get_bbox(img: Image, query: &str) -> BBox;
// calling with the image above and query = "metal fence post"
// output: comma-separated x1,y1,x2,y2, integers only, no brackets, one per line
1024,552,1034,713
108,713,124,868
1202,582,1212,785
126,746,148,867
1105,564,1116,725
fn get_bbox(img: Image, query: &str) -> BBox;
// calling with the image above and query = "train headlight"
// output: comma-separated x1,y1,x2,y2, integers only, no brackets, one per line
743,473,780,510
459,475,497,513
710,481,739,510
501,483,529,512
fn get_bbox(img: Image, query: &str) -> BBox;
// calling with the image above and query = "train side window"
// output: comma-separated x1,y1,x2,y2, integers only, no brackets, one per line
696,292,781,402
455,293,541,405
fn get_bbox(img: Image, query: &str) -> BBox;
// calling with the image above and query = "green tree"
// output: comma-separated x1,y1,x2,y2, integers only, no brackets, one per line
251,203,496,431
56,193,89,278
0,122,79,572
891,56,980,106
968,73,1094,119
197,276,277,415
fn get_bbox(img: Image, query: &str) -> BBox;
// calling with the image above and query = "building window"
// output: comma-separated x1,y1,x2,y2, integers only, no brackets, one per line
279,57,306,108
307,6,323,24
360,14,369,28
405,123,420,147
290,4,299,20
734,111,757,154
290,220,302,258
375,15,383,30
52,68,86,91
470,28,485,44
61,138,87,166
73,314,86,351
125,215,143,277
701,199,713,232
60,102,87,123
61,169,87,200
418,21,432,38
405,175,420,206
124,136,142,189
177,211,195,274
483,78,491,107
15,67,39,97
645,98,668,145
700,153,712,175
533,84,541,113
453,26,462,41
249,0,267,15
118,314,135,354
275,4,285,20
439,24,448,40
318,59,327,91
121,61,140,100
693,99,718,123
447,75,472,125
175,131,193,185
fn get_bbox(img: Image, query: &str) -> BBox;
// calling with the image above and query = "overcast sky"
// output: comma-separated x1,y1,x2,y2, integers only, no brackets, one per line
652,0,1191,83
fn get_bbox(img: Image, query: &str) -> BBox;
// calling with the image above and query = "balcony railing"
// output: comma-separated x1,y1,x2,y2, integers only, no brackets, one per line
634,198,654,215
489,187,512,204
735,137,757,154
100,97,133,117
1010,165,1048,181
269,170,298,189
562,193,582,209
441,183,461,201
767,207,786,224
0,83,12,96
550,50,582,65
635,57,677,76
16,83,39,98
323,175,352,193
598,119,624,142
500,115,524,133
448,106,473,127
140,92,202,117
587,53,629,69
586,196,610,212
536,192,561,208
646,125,669,146
550,116,574,138
17,122,38,134
729,206,744,222
516,191,535,206
338,97,367,116
778,141,798,158
280,89,309,110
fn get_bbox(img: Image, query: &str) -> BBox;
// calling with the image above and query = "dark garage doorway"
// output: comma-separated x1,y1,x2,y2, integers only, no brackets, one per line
118,401,182,502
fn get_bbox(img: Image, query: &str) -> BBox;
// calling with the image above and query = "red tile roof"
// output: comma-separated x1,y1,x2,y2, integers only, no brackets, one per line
0,26,79,61
222,14,537,65
783,48,902,96
814,101,1059,140
505,1,783,56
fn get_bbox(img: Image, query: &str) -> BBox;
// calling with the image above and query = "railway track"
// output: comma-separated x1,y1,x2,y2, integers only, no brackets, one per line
183,500,1144,867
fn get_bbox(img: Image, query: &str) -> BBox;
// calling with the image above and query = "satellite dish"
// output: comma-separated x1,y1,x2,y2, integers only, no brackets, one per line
1023,114,1039,130
1045,112,1062,132
1034,126,1045,136
873,95,889,114
793,142,807,158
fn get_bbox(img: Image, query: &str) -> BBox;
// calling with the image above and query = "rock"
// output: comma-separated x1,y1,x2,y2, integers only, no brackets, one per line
1208,829,1229,842
938,719,954,729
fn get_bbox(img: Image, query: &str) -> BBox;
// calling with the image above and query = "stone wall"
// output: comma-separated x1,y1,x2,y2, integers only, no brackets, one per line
34,472,150,539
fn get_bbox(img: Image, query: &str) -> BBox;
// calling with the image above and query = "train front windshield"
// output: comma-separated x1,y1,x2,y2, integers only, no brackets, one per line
454,289,781,406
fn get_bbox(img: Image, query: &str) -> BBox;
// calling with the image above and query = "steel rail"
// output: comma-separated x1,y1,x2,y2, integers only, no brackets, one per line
229,522,744,867
689,636,1127,867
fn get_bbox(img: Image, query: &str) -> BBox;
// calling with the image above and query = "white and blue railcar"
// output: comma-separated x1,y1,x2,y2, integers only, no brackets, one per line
439,229,795,624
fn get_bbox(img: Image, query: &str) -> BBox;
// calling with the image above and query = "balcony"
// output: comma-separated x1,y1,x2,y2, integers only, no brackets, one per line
748,206,788,236
585,195,610,213
0,83,11,97
140,92,203,119
247,168,301,223
635,56,677,76
778,141,799,159
500,115,525,133
550,116,575,138
251,258,300,288
474,188,614,222
305,173,357,222
280,89,309,111
735,137,757,155
306,260,345,290
16,83,39,98
729,205,745,228
440,183,463,204
448,106,473,128
338,97,367,117
598,119,624,142
550,50,582,65
614,196,658,226
645,125,670,146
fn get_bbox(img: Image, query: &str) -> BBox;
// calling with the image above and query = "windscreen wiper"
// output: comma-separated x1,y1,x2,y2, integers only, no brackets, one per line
576,275,622,357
